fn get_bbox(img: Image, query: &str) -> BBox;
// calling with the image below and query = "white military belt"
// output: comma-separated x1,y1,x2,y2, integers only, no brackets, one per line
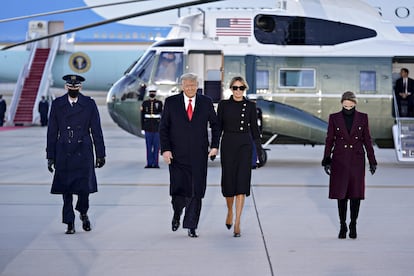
144,114,161,118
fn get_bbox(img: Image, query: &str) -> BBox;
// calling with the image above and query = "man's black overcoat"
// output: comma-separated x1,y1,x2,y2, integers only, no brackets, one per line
159,92,220,198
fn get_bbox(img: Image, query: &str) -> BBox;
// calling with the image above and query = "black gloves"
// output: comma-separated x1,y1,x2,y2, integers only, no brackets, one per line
47,159,54,173
324,164,331,175
369,164,376,175
322,156,331,175
96,157,105,168
257,148,266,168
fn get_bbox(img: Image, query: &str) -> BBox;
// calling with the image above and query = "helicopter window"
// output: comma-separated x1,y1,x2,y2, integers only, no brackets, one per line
360,71,376,92
254,15,377,45
154,52,183,83
279,69,315,88
256,70,269,90
130,50,156,82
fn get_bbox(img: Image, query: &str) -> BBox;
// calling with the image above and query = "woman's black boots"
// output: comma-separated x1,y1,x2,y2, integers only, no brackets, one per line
349,199,361,239
337,199,348,239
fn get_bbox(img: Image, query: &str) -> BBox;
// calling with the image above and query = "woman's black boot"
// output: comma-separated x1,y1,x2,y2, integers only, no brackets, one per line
349,199,361,239
337,199,348,239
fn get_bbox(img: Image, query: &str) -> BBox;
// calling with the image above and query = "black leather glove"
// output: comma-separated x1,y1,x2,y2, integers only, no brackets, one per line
96,157,105,168
257,147,266,168
369,164,376,175
324,164,331,175
47,159,54,173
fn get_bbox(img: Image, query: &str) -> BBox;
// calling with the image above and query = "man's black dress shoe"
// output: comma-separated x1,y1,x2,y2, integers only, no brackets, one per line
188,229,198,238
172,219,180,231
65,223,75,234
80,214,91,231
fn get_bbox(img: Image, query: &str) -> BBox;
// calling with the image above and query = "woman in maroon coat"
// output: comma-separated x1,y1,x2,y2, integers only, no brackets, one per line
322,91,377,239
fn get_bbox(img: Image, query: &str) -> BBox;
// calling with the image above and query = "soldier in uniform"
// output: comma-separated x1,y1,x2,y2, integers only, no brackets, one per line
46,74,106,234
38,95,49,126
141,86,163,168
0,94,6,126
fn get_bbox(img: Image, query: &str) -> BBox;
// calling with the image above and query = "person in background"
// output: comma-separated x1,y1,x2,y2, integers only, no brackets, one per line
0,94,6,126
38,95,49,126
322,91,377,239
141,86,163,168
159,73,220,238
394,68,414,117
46,74,106,234
217,76,264,237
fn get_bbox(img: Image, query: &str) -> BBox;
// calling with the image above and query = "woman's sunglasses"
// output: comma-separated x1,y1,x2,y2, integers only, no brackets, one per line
231,86,246,91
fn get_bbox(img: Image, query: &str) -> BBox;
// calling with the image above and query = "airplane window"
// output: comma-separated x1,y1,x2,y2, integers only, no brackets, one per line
279,69,315,88
360,71,376,92
254,15,377,45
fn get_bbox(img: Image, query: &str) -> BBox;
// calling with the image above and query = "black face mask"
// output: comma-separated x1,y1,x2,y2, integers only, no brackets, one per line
68,89,79,98
149,93,156,98
342,106,355,116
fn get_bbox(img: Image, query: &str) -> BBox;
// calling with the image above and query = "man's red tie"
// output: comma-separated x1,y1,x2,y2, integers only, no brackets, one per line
187,98,193,121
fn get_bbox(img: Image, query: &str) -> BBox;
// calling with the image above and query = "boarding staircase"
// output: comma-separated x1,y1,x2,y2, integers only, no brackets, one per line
392,94,414,162
13,48,49,125
8,37,60,126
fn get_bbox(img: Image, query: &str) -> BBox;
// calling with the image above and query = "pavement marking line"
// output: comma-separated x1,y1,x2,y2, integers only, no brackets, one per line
251,186,275,276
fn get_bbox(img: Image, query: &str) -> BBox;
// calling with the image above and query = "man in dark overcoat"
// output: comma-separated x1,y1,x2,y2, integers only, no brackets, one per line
322,91,377,239
46,74,106,234
0,94,6,126
38,95,49,126
159,73,220,238
394,68,414,117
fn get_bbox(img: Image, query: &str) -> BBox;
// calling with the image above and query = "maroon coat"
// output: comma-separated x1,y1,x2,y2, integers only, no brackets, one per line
323,110,377,199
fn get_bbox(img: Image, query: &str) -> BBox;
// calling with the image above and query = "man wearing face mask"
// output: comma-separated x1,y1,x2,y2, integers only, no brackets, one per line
46,74,106,234
322,91,377,240
141,86,163,168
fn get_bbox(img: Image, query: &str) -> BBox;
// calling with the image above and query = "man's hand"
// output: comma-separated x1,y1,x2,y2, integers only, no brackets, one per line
162,151,173,165
324,164,331,175
96,157,105,168
208,148,218,161
47,159,54,173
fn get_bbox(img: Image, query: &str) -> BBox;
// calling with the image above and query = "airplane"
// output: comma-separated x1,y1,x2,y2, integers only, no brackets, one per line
1,0,414,163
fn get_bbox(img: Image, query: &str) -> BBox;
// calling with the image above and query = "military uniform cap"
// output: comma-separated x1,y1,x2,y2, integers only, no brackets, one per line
62,74,85,87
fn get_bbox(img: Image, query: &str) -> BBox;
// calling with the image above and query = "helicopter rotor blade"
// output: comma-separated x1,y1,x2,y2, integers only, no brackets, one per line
1,0,224,51
0,0,151,23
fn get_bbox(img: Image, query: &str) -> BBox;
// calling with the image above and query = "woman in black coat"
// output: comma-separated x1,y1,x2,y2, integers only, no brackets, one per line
217,76,264,237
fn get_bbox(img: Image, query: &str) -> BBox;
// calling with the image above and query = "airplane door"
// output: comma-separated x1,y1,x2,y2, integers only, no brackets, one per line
48,21,64,48
187,51,223,103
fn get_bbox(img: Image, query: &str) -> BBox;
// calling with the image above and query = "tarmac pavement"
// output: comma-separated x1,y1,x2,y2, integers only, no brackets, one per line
0,103,413,276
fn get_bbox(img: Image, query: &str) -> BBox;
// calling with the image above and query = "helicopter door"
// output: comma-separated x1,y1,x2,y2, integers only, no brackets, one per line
187,50,223,103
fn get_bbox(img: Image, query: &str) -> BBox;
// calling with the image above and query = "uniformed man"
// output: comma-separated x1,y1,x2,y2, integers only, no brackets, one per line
141,86,163,168
38,95,49,126
46,74,106,234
